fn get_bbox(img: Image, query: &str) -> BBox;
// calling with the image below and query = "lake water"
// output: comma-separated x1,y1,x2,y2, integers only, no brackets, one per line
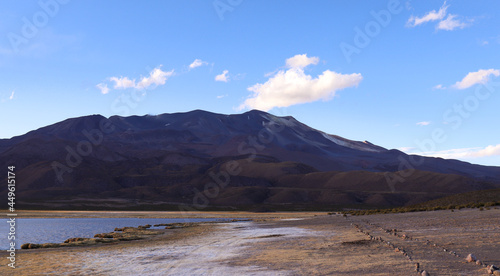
1,218,233,250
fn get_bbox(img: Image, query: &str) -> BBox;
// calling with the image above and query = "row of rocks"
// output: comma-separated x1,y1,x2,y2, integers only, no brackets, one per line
362,221,466,262
351,222,424,274
466,254,500,275
488,265,500,275
355,219,499,276
21,237,115,249
152,222,197,229
20,219,251,250
21,226,164,250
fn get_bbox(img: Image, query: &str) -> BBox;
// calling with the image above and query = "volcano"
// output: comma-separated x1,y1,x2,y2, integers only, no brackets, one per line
1,110,499,211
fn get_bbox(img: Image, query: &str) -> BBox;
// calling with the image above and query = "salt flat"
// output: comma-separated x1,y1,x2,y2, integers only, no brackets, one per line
1,208,498,275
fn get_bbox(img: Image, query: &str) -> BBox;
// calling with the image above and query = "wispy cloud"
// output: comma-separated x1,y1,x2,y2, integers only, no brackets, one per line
216,94,228,99
436,14,470,31
97,66,174,94
215,70,229,82
96,83,110,94
189,59,208,69
402,144,500,160
0,90,15,103
452,69,500,89
433,84,445,90
416,121,431,126
406,1,471,31
398,146,415,152
239,54,362,111
136,67,173,89
407,1,448,27
110,77,136,89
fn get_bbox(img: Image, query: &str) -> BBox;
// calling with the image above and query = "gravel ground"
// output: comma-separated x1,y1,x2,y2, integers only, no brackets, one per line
0,208,498,275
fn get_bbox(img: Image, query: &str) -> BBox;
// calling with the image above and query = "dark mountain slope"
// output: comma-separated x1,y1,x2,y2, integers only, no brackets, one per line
1,110,499,210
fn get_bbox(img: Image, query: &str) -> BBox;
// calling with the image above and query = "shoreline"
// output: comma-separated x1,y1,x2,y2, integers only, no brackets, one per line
6,210,326,219
1,208,499,275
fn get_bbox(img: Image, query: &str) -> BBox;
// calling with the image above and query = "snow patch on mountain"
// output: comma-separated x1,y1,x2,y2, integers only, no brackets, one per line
321,133,384,152
262,114,297,128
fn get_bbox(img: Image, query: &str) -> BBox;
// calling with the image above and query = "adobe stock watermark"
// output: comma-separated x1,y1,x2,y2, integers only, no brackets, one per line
178,118,285,213
52,64,158,183
7,0,70,53
213,0,243,21
50,94,142,183
339,0,403,63
110,89,147,117
51,118,115,183
110,65,161,117
385,80,500,192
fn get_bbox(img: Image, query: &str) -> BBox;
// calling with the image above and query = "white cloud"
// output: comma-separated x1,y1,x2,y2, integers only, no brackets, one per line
285,54,319,69
433,84,445,90
215,70,229,82
475,144,500,157
217,94,228,99
96,83,110,94
136,67,174,89
239,54,362,111
99,66,174,94
452,69,500,89
416,121,431,126
9,90,14,100
406,2,471,31
398,147,415,152
189,59,208,69
110,76,136,89
407,1,448,27
436,14,469,31
404,144,500,160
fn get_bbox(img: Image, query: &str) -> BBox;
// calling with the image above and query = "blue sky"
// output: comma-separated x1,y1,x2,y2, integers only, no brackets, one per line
1,0,499,166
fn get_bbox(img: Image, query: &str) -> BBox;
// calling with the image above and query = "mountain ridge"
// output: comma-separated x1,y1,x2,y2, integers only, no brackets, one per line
1,109,499,210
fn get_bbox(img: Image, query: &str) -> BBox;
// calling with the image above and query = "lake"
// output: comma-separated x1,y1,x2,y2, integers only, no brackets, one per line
1,217,233,250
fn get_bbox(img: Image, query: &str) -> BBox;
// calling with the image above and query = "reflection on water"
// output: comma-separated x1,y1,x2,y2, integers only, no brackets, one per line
1,218,230,249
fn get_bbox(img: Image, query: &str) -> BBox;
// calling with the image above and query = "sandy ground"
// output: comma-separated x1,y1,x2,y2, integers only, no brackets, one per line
1,208,499,275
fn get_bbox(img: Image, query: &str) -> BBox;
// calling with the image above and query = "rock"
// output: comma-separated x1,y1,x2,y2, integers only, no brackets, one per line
64,237,86,243
487,265,499,274
21,242,60,249
466,253,477,263
94,233,115,238
95,238,115,243
28,243,41,249
421,270,430,276
40,243,61,248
